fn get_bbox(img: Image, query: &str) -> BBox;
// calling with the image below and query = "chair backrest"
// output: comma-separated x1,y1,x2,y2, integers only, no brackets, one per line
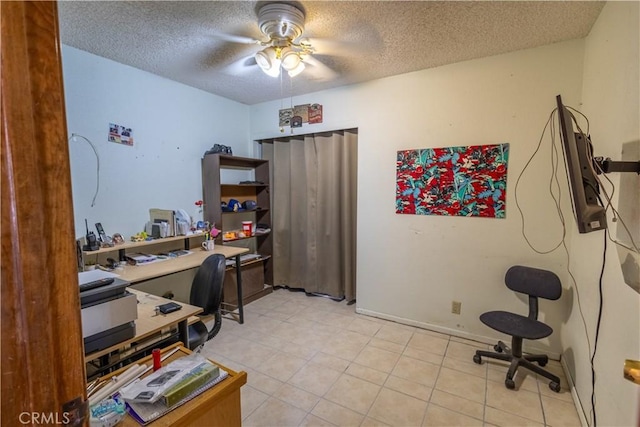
189,254,226,315
505,265,562,300
505,265,562,321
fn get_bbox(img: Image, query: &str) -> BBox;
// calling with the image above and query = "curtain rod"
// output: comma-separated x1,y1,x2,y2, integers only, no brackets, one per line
257,128,357,144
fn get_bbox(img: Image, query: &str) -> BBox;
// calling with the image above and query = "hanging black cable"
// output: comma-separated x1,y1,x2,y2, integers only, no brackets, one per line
589,209,607,427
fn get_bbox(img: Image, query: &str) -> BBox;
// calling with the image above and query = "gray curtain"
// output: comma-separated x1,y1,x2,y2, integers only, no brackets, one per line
262,129,357,301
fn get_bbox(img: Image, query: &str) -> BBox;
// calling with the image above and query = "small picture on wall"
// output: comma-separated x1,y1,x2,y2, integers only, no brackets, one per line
308,104,323,124
279,104,323,128
108,123,134,146
293,104,310,123
291,116,303,128
396,143,509,218
279,109,293,127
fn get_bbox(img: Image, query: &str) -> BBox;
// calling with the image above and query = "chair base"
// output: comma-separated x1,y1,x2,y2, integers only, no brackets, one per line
473,340,561,393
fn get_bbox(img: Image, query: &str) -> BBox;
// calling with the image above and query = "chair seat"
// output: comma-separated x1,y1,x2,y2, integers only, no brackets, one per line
480,311,552,340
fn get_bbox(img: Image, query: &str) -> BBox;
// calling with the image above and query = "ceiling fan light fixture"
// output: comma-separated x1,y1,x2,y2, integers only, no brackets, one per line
287,61,305,77
255,47,281,77
281,48,302,71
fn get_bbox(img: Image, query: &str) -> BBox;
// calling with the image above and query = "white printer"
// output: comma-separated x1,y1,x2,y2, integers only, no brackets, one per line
79,277,137,354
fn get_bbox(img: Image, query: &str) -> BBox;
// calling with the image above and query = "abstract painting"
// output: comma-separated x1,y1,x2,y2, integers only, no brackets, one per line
396,143,509,218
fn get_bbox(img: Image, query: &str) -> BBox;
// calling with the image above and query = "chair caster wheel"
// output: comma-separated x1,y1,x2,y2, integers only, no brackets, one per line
473,354,482,364
494,344,503,352
505,378,516,389
538,360,547,367
549,382,561,393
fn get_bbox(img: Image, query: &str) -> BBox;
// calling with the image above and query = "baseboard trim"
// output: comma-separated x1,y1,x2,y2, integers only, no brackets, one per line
561,356,589,427
355,307,562,360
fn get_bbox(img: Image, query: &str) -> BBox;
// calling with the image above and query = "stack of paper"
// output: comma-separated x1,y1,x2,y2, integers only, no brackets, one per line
125,253,157,265
120,354,228,425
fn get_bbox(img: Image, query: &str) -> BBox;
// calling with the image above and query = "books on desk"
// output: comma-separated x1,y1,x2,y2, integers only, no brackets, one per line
125,251,193,266
165,249,192,258
121,354,228,425
126,253,157,265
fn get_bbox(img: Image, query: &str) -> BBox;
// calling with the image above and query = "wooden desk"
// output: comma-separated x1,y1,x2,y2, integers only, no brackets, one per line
83,235,250,323
104,343,247,427
83,240,250,380
116,245,249,324
85,289,202,363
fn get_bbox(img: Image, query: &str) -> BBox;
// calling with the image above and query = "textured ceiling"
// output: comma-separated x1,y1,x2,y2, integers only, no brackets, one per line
58,1,605,105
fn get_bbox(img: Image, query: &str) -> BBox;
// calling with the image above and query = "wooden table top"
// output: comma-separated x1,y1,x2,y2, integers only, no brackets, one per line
118,246,249,284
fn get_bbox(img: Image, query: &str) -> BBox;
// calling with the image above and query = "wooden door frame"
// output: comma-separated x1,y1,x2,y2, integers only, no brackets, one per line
2,1,88,425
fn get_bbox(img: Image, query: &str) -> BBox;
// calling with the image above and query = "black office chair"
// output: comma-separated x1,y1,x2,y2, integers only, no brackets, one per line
188,254,226,350
473,265,562,392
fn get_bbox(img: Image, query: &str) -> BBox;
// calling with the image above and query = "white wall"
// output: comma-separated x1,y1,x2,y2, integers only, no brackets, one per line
250,40,587,358
568,2,640,426
62,46,251,239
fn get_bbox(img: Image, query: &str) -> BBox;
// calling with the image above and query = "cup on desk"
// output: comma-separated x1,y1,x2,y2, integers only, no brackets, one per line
202,240,215,251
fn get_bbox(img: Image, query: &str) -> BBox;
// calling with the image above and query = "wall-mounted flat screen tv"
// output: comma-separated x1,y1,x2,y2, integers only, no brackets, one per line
556,95,607,233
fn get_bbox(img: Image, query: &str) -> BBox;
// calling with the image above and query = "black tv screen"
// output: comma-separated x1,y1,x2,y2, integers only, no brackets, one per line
556,95,607,233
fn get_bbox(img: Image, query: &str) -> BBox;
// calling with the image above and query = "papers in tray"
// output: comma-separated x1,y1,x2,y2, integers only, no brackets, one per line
125,370,228,425
120,353,229,425
121,354,213,404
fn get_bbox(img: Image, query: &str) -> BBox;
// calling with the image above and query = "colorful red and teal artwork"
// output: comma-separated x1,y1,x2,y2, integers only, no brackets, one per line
396,143,509,218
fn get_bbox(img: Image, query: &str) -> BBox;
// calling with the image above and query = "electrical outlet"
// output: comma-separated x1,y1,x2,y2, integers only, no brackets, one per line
451,301,462,315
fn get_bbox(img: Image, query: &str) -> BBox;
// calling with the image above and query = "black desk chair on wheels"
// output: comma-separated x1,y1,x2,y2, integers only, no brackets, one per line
188,254,226,350
473,265,562,393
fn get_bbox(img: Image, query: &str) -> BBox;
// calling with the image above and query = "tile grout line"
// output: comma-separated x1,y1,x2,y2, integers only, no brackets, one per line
359,331,411,426
216,290,581,427
419,335,450,426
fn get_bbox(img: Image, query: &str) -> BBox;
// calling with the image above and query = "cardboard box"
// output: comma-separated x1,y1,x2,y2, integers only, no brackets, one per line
223,261,265,305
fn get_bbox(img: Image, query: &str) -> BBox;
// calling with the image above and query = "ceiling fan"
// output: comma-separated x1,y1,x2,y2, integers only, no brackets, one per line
217,2,336,80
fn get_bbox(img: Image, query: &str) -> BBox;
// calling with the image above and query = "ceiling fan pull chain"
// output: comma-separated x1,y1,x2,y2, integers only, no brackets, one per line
290,76,294,135
279,70,285,133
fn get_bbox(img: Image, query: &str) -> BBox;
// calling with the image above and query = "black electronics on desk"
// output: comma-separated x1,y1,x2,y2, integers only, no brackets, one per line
83,218,99,251
80,277,137,354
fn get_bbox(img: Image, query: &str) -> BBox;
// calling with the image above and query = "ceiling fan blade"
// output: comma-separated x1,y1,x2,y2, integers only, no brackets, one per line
210,31,262,45
302,37,367,57
221,54,258,76
303,56,339,81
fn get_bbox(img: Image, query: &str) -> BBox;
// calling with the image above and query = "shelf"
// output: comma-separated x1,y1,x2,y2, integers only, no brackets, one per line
215,154,268,168
220,183,268,188
222,231,270,243
225,255,272,270
82,234,206,256
222,208,269,215
202,153,273,296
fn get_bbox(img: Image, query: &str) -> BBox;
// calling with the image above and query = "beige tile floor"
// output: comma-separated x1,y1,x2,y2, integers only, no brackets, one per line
200,289,582,427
